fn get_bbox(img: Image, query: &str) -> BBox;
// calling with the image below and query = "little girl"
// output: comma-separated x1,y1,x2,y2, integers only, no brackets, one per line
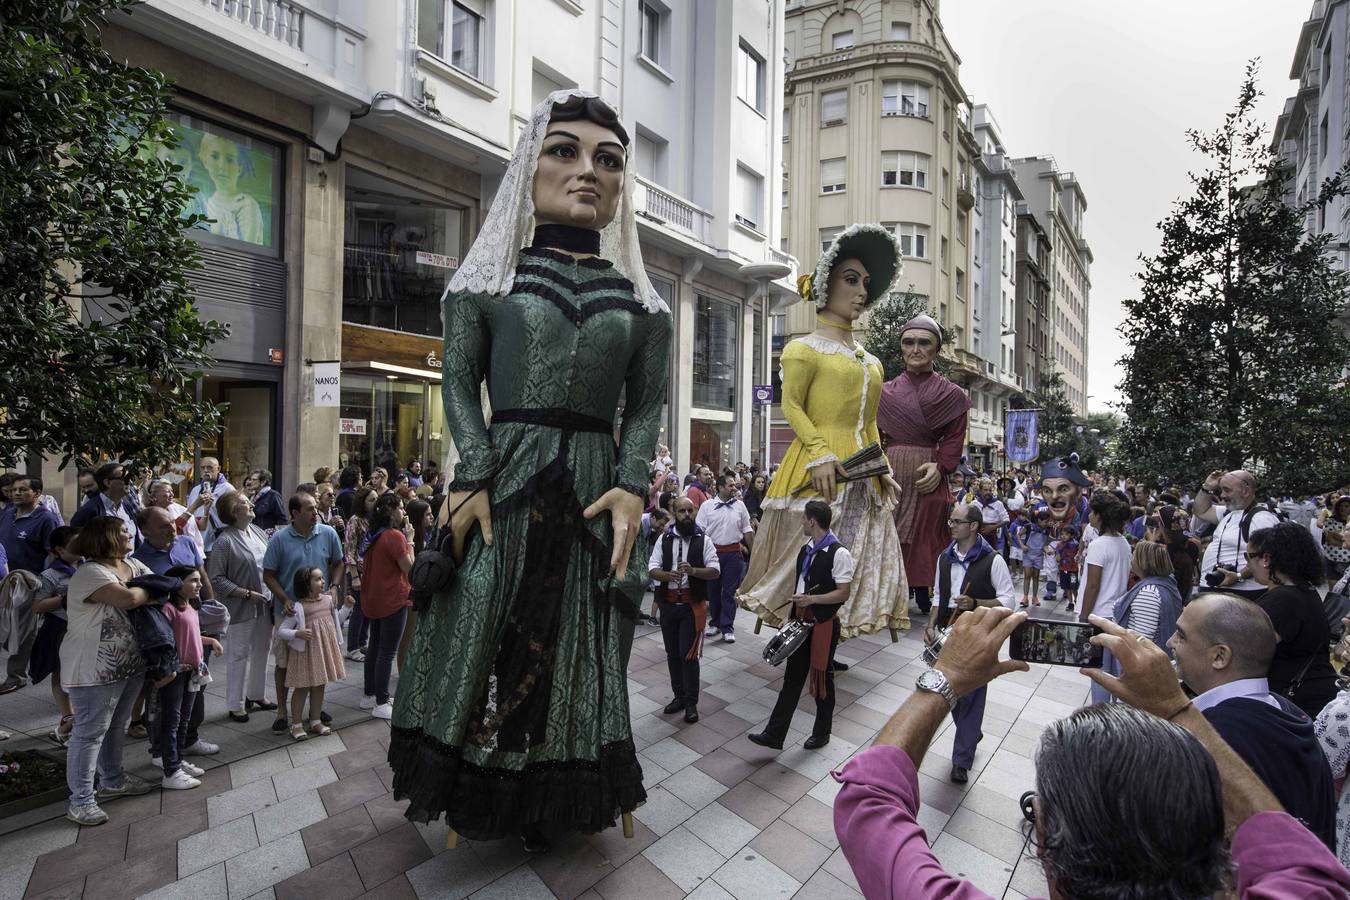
1020,509,1050,608
159,566,224,789
279,566,344,741
31,526,80,746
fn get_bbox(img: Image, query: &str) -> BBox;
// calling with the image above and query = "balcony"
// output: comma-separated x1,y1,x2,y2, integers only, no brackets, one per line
956,174,975,211
202,0,304,48
633,176,713,245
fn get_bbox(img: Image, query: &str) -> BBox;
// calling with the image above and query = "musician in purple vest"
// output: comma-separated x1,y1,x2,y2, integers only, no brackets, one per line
748,499,853,751
648,497,719,724
929,503,1016,783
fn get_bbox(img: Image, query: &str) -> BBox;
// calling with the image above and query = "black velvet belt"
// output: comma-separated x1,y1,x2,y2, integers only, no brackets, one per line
490,407,614,434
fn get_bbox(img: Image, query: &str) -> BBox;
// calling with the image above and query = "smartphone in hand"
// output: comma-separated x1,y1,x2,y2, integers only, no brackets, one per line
1009,617,1104,668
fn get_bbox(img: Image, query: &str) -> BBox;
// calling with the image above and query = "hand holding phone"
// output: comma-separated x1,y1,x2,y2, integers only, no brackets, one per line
1009,617,1104,668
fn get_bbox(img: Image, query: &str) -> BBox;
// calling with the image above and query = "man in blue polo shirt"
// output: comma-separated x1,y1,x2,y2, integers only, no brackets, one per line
262,492,344,732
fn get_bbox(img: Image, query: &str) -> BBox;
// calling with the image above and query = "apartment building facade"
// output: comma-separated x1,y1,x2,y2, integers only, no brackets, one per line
62,0,795,505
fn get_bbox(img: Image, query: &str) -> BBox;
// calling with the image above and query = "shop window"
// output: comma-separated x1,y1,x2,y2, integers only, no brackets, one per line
690,418,734,476
200,379,277,487
338,375,429,478
343,171,464,337
693,293,738,410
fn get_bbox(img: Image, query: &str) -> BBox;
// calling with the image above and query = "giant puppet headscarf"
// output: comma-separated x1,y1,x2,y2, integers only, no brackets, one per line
440,89,669,480
445,88,667,314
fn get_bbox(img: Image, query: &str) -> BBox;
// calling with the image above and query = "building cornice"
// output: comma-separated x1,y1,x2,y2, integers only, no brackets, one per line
787,40,966,103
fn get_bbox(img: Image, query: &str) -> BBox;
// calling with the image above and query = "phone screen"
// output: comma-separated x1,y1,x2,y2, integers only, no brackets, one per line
1009,618,1104,668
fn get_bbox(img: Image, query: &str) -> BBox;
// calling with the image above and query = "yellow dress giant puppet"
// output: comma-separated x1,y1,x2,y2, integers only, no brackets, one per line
738,224,908,639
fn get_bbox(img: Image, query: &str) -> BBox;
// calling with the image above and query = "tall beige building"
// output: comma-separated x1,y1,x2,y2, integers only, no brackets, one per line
775,0,991,460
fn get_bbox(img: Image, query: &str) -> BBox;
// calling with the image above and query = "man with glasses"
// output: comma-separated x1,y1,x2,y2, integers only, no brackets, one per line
186,456,235,553
926,503,1016,783
1192,469,1279,599
70,462,140,545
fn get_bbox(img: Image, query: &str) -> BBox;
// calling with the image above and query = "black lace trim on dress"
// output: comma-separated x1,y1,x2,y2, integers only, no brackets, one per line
511,282,649,327
514,264,634,295
447,477,492,494
519,246,614,270
388,726,647,839
528,224,601,255
491,407,614,434
616,483,647,501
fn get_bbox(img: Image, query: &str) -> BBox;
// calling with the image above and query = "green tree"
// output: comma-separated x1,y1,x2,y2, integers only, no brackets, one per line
1030,370,1080,462
863,286,949,380
0,0,225,469
1115,62,1350,495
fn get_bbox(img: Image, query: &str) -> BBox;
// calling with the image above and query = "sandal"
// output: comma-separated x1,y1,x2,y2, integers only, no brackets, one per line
246,698,278,712
309,721,332,737
289,724,308,742
48,714,74,747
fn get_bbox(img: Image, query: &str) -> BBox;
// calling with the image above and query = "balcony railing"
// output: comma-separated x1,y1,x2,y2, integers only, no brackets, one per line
633,176,712,244
200,0,305,49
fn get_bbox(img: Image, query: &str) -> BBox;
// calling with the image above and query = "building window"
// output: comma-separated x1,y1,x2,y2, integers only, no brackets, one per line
955,268,965,297
418,0,489,80
736,164,763,231
832,30,854,50
639,1,664,65
819,225,843,254
890,222,928,259
820,88,847,125
634,127,668,185
451,2,484,77
940,236,948,266
820,157,846,194
957,209,967,242
882,80,929,116
782,106,790,140
738,40,766,112
693,293,738,410
891,21,911,40
881,151,928,187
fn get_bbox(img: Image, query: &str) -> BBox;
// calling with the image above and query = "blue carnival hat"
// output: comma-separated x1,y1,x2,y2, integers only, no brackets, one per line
1038,453,1091,487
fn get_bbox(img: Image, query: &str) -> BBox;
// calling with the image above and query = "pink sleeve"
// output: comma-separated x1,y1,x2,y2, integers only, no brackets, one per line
1232,811,1350,899
934,411,968,475
832,746,996,900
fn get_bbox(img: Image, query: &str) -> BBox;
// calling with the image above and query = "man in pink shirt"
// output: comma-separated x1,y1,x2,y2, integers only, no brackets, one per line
832,606,1350,899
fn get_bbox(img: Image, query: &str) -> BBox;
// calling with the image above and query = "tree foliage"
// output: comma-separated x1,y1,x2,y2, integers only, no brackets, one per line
863,287,949,380
0,0,226,469
1029,370,1079,463
1115,62,1350,495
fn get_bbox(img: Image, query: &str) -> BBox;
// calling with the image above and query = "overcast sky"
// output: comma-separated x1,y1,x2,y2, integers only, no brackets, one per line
939,1,1312,414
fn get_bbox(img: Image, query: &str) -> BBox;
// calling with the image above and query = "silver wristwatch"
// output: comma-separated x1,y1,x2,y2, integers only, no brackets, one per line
915,668,958,710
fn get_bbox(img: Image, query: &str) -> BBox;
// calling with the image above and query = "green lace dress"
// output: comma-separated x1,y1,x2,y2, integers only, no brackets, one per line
389,247,670,839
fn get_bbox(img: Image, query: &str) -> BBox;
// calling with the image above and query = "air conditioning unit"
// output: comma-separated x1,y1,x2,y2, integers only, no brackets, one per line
823,118,845,127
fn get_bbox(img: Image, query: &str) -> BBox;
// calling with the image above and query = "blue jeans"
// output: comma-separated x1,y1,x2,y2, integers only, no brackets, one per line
363,607,407,704
66,675,145,808
347,586,370,652
156,671,198,776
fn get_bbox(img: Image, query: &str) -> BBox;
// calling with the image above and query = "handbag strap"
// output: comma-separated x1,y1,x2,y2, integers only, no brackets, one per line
1286,649,1322,698
429,485,488,553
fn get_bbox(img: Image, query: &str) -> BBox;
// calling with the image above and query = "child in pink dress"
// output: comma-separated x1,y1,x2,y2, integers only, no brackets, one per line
278,567,344,741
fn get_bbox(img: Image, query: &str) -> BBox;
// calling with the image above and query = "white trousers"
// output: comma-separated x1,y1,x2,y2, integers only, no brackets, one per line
225,616,273,713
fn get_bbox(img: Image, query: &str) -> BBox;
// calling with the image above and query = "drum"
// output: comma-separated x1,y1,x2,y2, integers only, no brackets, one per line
921,626,952,667
763,618,813,666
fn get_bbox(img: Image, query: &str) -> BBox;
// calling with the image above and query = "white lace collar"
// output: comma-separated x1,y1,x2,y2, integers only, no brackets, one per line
793,333,880,367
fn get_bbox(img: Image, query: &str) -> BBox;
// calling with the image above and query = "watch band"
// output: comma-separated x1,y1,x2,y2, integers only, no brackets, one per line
916,670,958,710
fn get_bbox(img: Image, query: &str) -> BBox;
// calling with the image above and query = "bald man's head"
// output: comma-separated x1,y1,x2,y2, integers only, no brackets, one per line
1175,593,1277,689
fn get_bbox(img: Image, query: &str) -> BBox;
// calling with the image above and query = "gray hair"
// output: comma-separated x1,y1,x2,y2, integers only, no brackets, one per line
1034,704,1228,899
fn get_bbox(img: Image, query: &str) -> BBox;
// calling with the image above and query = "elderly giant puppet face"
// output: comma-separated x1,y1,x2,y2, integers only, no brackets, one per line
900,328,939,373
532,118,626,231
823,258,870,323
1039,478,1083,523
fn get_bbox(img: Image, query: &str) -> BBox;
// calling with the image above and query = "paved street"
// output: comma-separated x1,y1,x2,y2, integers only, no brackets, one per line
0,601,1088,900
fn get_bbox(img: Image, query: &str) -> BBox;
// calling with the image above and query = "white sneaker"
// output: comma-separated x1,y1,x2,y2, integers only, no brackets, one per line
66,803,109,826
161,770,201,790
359,695,378,710
372,702,393,720
722,633,736,644
705,625,719,637
180,761,205,777
183,739,219,756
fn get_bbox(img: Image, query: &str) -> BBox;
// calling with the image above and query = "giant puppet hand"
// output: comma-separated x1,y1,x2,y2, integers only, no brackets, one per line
914,462,943,495
440,489,494,563
810,461,849,503
584,487,646,577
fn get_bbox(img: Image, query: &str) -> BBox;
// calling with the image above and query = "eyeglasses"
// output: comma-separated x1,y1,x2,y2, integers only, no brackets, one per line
947,518,975,527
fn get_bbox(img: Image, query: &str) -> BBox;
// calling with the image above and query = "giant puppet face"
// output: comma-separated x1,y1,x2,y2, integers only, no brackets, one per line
532,119,626,231
823,257,871,324
900,328,939,373
1040,478,1083,523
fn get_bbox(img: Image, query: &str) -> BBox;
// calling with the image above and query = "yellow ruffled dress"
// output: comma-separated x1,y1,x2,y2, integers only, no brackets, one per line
737,334,908,638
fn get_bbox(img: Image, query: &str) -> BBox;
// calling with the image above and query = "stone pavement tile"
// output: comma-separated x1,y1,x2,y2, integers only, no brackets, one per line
26,823,127,895
338,719,392,750
643,824,725,892
641,736,701,774
300,804,380,866
721,697,772,727
834,702,888,730
412,818,451,856
630,786,694,837
763,738,855,784
915,771,966,815
228,748,295,788
713,732,778,765
528,833,613,900
916,803,952,837
746,762,813,805
827,715,878,746
999,731,1039,759
638,755,671,791
593,854,683,900
714,780,788,830
628,665,668,688
1009,854,1051,897
90,788,162,828
22,873,85,899
162,765,233,814
708,850,800,900
821,846,861,893
358,874,417,900
586,812,657,869
778,795,839,852
273,850,365,900
329,743,391,779
139,862,227,900
470,836,531,882
690,748,758,788
318,766,388,815
670,722,727,755
660,765,727,811
0,819,78,863
942,807,1030,867
792,867,863,900
957,783,1029,833
403,849,493,900
805,772,842,808
284,732,346,767
681,882,733,900
80,845,177,900
747,818,830,884
128,806,210,857
350,822,433,890
253,789,329,844
207,776,278,828
931,831,1015,896
467,864,554,900
178,815,259,878
697,709,751,739
272,757,337,801
364,792,409,834
374,762,396,791
684,802,760,860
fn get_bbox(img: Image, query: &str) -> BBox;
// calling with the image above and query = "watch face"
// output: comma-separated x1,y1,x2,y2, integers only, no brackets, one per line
917,669,945,691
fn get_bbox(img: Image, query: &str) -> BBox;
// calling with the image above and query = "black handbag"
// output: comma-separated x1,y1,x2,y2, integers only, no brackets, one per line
409,488,484,613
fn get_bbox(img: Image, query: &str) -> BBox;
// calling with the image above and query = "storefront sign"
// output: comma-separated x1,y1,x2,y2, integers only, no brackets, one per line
752,384,773,405
342,324,443,377
313,362,341,406
415,250,459,270
339,417,366,435
425,352,442,368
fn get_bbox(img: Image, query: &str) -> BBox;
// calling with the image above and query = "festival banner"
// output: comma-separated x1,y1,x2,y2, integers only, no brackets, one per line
1005,409,1040,463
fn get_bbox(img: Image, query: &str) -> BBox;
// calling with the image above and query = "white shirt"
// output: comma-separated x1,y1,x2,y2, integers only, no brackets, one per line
933,543,1017,610
168,501,205,556
975,498,1009,527
696,496,753,547
1200,503,1280,592
1193,677,1281,713
795,538,855,595
187,478,237,552
647,529,720,589
1083,534,1132,620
